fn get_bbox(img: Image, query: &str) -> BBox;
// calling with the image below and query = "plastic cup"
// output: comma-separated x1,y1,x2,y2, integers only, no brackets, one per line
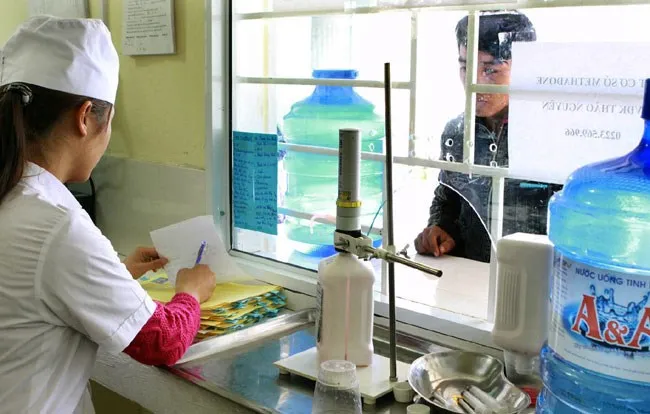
407,404,431,414
393,381,414,403
312,360,362,414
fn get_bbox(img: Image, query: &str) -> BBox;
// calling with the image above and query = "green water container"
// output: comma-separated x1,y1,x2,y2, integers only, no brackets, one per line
278,69,385,257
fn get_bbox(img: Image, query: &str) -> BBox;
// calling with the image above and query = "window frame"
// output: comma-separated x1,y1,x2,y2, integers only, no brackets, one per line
207,0,650,349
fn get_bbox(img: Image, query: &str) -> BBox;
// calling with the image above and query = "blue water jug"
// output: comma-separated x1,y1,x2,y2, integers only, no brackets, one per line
538,79,650,413
278,69,384,257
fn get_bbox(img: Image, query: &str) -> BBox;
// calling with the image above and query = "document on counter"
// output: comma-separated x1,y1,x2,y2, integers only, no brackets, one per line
150,215,250,285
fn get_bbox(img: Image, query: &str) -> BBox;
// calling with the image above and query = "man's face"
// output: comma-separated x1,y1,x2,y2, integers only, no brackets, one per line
459,46,512,118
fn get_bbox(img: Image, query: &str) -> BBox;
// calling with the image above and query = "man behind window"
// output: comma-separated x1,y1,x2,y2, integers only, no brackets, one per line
414,11,562,263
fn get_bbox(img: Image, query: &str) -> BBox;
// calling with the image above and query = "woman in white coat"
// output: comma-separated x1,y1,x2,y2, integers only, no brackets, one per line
0,16,217,414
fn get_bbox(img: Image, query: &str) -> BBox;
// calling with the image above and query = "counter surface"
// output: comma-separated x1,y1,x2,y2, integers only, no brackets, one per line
171,327,478,414
92,351,255,414
95,323,535,414
170,325,449,414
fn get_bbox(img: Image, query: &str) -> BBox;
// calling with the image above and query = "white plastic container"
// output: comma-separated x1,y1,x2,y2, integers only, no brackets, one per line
317,252,375,367
492,233,553,377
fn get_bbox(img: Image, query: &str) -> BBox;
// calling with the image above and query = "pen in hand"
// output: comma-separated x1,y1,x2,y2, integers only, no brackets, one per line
195,241,207,265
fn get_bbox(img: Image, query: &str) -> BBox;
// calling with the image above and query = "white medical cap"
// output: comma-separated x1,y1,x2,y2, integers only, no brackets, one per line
0,16,119,104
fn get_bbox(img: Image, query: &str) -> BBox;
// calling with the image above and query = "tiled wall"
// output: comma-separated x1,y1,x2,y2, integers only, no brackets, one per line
92,156,208,257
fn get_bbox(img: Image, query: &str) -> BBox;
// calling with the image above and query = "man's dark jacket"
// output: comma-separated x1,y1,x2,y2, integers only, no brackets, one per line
427,114,562,263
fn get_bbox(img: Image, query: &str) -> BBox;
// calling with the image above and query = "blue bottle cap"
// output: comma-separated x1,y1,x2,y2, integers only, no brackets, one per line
643,78,650,120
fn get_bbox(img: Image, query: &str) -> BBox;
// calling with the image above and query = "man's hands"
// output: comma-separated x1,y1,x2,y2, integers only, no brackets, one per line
124,246,168,279
414,225,456,257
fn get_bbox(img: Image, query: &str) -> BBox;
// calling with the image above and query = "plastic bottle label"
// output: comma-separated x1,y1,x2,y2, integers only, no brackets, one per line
316,282,323,344
549,251,650,382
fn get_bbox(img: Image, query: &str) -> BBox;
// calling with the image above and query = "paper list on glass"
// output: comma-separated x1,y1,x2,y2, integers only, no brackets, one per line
232,131,278,236
150,215,250,285
508,42,650,184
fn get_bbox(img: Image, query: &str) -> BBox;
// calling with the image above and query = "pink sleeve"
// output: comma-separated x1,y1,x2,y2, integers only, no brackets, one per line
123,292,201,366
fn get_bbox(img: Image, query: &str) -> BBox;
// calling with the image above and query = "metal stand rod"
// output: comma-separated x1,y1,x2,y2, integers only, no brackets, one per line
363,246,443,277
384,62,398,383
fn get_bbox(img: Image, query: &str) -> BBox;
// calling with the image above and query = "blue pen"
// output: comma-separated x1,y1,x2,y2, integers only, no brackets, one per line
195,241,207,265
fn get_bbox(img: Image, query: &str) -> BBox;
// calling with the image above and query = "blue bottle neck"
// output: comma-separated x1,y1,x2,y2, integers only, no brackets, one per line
632,119,650,165
306,84,368,106
305,69,369,106
642,119,650,145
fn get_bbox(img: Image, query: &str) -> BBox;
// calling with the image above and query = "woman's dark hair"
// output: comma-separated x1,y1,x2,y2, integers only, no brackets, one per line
0,83,112,203
456,11,536,61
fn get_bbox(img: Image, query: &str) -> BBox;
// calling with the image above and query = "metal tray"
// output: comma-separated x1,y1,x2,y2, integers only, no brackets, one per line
409,351,531,413
175,309,317,366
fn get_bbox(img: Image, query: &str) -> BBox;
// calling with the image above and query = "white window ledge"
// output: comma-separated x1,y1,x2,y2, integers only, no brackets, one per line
233,251,498,351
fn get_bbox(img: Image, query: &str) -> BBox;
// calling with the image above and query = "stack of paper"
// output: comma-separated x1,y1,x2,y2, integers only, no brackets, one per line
139,272,287,341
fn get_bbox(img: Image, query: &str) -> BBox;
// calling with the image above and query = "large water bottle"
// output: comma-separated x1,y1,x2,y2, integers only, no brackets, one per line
538,79,650,413
278,69,384,257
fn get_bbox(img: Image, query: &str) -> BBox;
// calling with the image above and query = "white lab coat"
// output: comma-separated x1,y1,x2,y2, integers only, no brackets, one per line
0,163,156,414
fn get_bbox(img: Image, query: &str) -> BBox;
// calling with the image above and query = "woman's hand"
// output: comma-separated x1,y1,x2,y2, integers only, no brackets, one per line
124,246,168,279
176,264,217,303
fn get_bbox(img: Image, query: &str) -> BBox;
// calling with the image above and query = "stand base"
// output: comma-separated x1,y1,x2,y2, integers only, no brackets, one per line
273,346,410,406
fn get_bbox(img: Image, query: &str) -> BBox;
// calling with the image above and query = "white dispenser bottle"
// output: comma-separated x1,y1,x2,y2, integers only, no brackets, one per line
316,128,375,367
492,233,553,387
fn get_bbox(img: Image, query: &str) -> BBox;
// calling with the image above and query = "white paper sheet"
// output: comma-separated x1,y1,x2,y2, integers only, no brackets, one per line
122,0,175,56
150,215,249,285
508,42,650,184
28,0,88,18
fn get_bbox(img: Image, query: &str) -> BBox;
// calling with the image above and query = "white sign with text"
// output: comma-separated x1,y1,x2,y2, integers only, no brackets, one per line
508,42,650,184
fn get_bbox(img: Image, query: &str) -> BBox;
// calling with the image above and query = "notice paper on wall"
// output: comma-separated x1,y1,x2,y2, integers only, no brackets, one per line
508,42,650,184
232,131,278,236
150,215,250,286
28,0,88,18
122,0,175,56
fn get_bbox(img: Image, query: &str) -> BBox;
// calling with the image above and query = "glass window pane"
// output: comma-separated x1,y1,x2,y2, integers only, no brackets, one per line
471,103,508,168
393,164,438,252
501,178,562,238
394,165,489,319
234,0,267,14
415,10,468,162
234,0,372,15
497,5,650,240
235,13,411,81
468,11,534,88
232,81,411,270
528,5,650,43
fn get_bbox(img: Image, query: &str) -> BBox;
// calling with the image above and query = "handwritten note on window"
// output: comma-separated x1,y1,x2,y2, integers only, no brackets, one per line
508,42,650,184
122,0,175,56
232,131,278,236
